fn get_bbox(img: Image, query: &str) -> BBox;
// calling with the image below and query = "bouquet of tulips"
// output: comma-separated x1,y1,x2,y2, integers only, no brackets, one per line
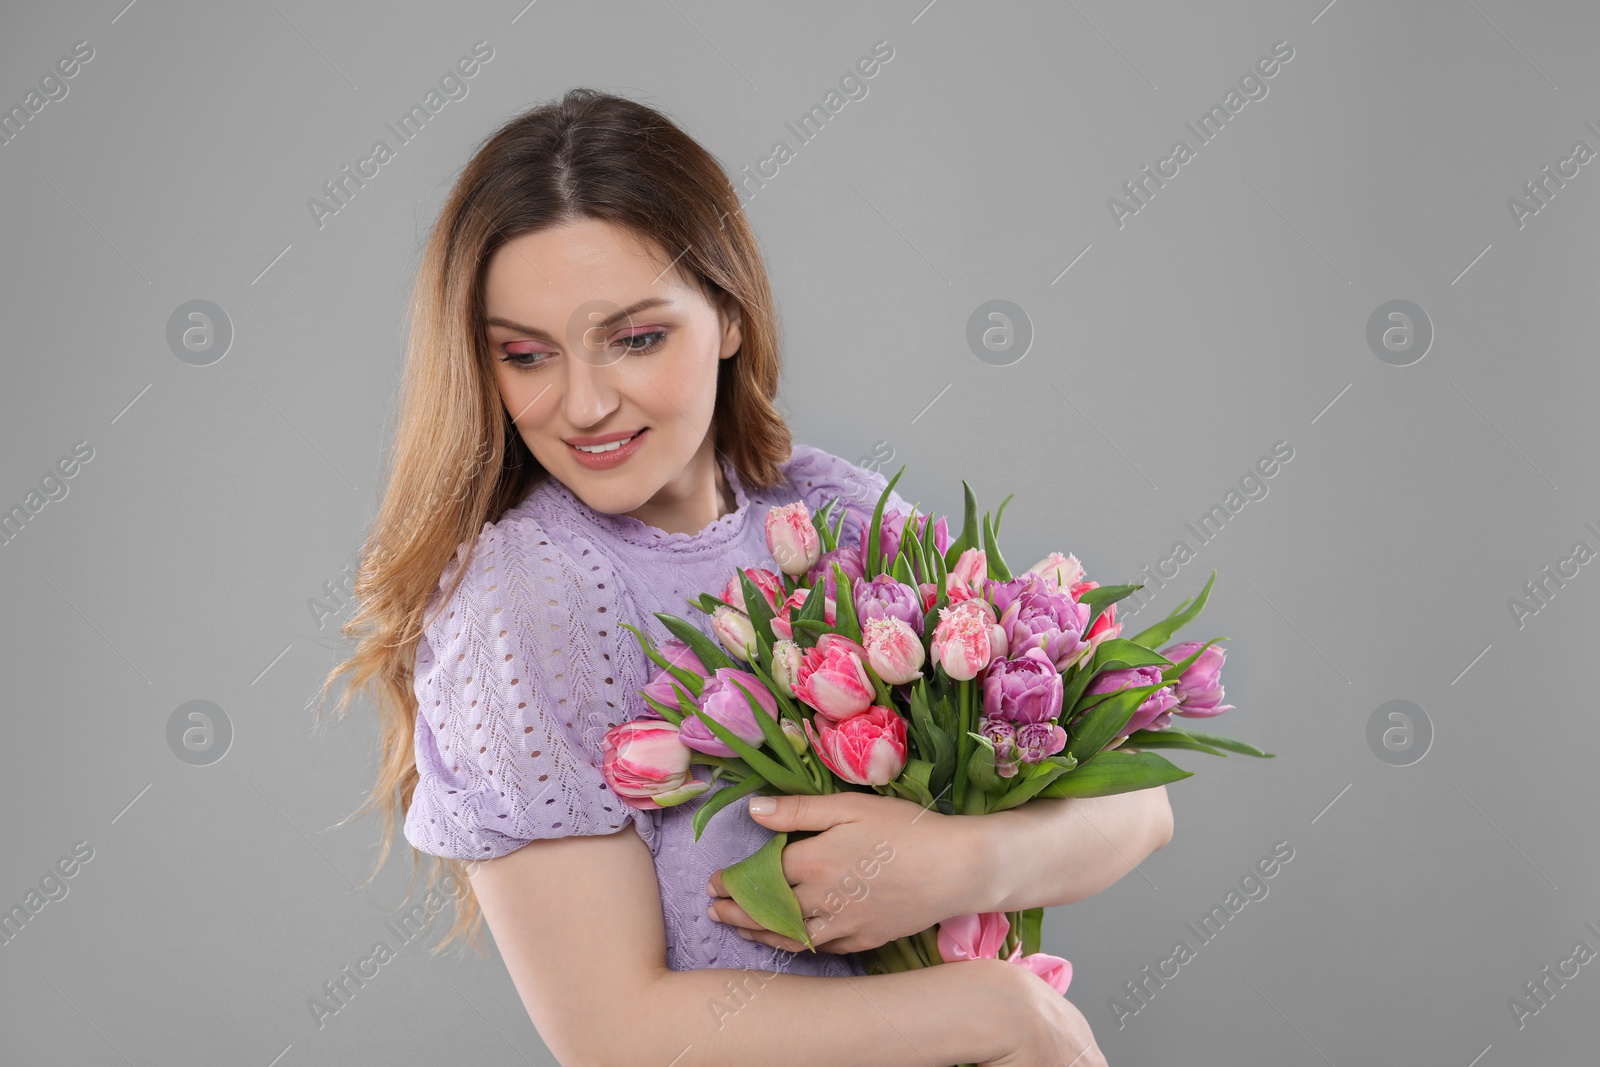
602,466,1270,1016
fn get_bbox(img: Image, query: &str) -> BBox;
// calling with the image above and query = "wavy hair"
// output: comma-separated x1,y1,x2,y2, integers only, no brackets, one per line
313,87,792,955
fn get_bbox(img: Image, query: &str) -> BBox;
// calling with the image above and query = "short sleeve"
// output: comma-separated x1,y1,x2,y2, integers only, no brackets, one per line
781,442,915,551
403,515,659,860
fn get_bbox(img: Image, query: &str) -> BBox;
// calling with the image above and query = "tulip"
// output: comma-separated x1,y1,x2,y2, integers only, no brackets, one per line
769,587,836,642
720,566,785,615
709,604,758,661
1074,580,1122,657
802,705,909,785
677,668,776,758
1161,641,1235,718
1085,665,1179,736
862,616,926,684
1006,943,1074,995
981,647,1065,725
1028,551,1085,594
877,509,952,582
989,572,1092,673
1014,719,1068,765
944,547,988,603
930,598,1005,680
937,911,1011,962
781,718,808,754
770,639,804,697
601,718,711,810
793,633,874,721
766,502,822,576
640,638,707,711
807,545,865,603
853,574,926,636
979,715,1020,778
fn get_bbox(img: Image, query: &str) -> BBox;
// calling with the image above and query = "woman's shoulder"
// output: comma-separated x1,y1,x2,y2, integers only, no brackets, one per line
777,441,907,518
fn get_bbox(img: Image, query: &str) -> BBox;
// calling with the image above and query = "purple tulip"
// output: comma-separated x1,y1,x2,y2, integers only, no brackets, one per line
808,543,865,603
1085,665,1179,735
678,667,775,758
640,638,707,711
1014,720,1068,765
981,647,1065,725
876,509,951,583
988,571,1092,673
1161,641,1235,718
854,573,927,635
979,715,1020,778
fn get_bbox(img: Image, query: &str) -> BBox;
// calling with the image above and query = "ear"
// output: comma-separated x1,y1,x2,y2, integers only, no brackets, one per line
717,290,743,360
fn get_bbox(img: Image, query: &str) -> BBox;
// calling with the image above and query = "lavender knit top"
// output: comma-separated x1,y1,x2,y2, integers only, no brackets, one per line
404,443,911,977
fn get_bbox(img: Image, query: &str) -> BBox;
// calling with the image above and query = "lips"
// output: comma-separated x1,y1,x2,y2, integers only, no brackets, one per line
570,430,643,453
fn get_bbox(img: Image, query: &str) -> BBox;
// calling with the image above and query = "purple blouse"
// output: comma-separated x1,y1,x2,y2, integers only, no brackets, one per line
404,443,912,977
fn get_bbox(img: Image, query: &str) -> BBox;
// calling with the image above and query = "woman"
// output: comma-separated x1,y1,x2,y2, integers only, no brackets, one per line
319,87,1170,1066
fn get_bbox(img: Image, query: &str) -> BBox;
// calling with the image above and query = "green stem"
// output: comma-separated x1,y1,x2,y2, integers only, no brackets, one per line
916,924,944,965
954,679,971,809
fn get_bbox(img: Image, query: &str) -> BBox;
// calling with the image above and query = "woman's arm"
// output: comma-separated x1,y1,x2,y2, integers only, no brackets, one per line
467,825,1030,1067
959,784,1174,914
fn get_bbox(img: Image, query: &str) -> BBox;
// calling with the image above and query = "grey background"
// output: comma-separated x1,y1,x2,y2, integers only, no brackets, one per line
2,0,1595,1063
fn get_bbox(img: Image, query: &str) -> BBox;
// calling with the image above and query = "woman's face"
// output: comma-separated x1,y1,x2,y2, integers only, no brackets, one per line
482,218,742,530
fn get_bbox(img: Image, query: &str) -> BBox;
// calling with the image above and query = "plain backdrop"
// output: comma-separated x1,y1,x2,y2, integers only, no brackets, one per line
1,1,1596,1064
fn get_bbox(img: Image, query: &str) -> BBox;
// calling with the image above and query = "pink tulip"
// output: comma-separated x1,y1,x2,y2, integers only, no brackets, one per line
640,638,707,711
1028,551,1085,593
802,704,909,785
1006,944,1074,994
793,633,874,721
937,911,1011,962
944,547,988,603
601,719,711,810
766,502,822,577
678,667,776,758
720,566,786,615
709,604,758,661
770,587,836,641
938,911,1074,995
1161,640,1235,718
1074,580,1122,657
930,598,1005,680
863,616,925,684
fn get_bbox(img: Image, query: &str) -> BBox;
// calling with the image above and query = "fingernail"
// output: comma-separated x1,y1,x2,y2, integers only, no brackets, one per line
705,905,719,922
748,796,776,815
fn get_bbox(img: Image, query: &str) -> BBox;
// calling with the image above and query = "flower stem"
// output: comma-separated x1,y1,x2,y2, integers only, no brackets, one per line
954,678,971,809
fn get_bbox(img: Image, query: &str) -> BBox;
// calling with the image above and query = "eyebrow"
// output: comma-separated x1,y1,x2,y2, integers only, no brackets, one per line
485,297,676,342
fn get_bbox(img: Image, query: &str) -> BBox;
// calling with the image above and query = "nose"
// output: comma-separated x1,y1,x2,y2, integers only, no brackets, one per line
561,342,621,430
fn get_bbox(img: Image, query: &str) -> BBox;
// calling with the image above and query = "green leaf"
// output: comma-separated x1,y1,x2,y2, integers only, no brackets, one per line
1128,569,1218,649
832,563,862,644
981,511,1013,580
739,569,779,650
720,831,817,951
726,676,807,778
993,492,1014,539
1175,728,1274,758
986,753,1079,813
654,612,739,673
1078,584,1144,635
1120,728,1230,757
691,775,768,840
1035,749,1195,798
947,480,980,568
865,465,907,579
1067,682,1165,761
639,691,685,726
1087,638,1174,673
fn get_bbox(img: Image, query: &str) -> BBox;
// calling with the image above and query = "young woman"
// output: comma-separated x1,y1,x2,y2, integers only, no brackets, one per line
320,88,1170,1066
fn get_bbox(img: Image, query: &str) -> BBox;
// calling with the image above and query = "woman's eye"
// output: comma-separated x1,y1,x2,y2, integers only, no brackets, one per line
498,346,550,370
618,329,667,354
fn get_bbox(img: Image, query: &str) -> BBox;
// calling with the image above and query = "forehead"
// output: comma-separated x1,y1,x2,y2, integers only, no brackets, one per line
482,218,700,318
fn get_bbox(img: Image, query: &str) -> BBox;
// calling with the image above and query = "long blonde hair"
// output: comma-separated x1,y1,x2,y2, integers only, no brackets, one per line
314,88,794,955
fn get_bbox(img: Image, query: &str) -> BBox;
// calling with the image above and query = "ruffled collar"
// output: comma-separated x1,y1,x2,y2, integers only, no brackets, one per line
532,451,759,554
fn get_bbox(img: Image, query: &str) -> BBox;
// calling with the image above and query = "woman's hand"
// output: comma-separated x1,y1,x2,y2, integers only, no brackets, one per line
704,791,985,954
